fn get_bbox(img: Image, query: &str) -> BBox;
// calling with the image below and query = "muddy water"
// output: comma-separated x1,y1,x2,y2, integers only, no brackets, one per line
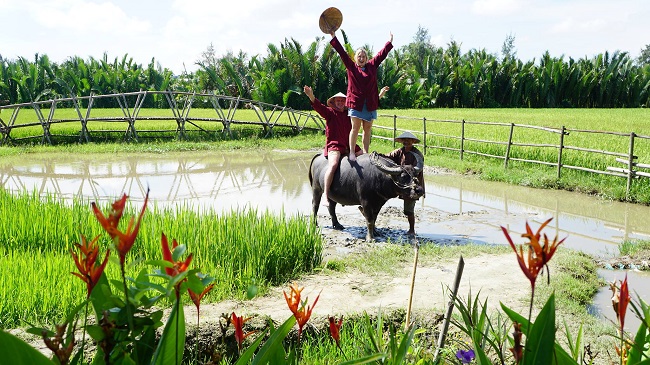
2,150,649,324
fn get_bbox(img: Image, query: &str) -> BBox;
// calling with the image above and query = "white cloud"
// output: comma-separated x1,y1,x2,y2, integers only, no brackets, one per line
550,17,609,34
31,1,150,34
1,0,648,74
471,0,523,16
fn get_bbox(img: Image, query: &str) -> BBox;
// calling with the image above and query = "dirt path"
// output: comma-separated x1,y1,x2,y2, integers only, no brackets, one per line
193,188,531,324
194,253,529,324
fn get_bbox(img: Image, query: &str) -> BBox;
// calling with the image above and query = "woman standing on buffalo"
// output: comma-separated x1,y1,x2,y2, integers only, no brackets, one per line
329,29,394,162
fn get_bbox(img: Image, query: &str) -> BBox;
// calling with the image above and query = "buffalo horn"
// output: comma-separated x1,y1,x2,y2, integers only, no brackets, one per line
370,152,403,175
411,151,424,174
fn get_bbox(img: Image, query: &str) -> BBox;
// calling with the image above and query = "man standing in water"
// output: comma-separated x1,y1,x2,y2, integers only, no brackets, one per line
381,131,425,237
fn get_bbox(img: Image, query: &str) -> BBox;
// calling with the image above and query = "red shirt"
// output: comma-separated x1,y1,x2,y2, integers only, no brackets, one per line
330,36,393,112
310,98,355,157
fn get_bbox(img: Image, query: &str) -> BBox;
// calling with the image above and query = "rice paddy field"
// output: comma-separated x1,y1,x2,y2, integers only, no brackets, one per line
0,189,322,329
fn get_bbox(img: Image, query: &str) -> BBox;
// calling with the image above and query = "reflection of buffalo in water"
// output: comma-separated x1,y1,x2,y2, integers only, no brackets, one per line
309,151,424,240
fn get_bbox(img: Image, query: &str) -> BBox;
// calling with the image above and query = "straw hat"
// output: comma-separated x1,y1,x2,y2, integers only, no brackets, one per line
395,131,421,144
327,92,346,107
319,7,343,34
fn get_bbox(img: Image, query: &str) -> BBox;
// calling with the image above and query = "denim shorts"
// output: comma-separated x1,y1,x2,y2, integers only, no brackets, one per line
348,102,377,122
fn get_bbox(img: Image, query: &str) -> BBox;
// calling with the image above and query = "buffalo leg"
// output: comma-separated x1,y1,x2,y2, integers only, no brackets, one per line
359,204,380,241
328,201,344,230
311,187,322,218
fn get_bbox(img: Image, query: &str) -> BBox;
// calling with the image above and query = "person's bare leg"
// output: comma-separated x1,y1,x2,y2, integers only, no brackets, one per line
348,117,362,161
361,120,373,153
407,213,415,236
323,151,340,206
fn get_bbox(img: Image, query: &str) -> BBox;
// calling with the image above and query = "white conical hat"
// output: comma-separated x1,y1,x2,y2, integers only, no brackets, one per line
327,92,346,107
395,131,421,144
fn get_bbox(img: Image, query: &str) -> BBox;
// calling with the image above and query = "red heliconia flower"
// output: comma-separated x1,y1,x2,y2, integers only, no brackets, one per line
161,232,193,278
70,234,110,298
328,315,343,349
502,217,565,291
231,312,256,351
283,283,321,340
618,274,631,332
42,323,75,365
510,322,524,364
188,283,215,313
91,189,149,266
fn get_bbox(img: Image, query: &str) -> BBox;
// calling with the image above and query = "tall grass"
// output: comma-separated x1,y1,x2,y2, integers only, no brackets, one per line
0,189,322,329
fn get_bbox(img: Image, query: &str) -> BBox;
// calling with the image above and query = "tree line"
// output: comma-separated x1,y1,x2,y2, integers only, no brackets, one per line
1,27,649,109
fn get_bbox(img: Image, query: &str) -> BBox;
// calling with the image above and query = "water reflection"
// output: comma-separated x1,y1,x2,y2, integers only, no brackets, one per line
593,269,650,332
3,151,650,257
420,174,650,256
0,151,312,213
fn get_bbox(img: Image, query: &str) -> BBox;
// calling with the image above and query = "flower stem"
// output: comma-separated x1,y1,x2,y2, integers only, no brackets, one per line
120,263,139,361
524,287,535,364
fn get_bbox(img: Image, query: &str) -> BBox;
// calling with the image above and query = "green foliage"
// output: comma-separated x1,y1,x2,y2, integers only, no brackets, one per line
2,28,649,108
0,330,53,364
0,190,322,328
618,239,650,257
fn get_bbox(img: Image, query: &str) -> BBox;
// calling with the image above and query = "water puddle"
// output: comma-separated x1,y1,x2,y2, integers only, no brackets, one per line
2,150,649,323
591,269,650,332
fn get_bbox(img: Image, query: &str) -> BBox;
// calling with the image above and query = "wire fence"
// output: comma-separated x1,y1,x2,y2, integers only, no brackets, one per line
373,114,650,198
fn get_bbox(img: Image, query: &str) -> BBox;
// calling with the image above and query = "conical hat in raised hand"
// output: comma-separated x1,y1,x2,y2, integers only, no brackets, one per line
319,7,342,34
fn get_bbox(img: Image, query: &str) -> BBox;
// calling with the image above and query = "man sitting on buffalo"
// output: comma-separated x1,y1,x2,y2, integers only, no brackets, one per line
381,131,426,237
304,85,362,205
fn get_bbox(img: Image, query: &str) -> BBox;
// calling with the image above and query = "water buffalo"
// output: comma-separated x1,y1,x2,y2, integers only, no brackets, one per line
308,151,424,240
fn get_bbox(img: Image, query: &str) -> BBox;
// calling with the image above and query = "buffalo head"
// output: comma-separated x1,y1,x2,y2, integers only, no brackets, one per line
369,151,424,200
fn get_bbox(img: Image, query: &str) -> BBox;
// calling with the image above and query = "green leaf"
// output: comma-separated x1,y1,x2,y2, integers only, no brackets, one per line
501,299,578,365
90,275,112,319
235,328,269,365
85,325,106,341
151,299,185,365
393,324,417,364
172,244,187,262
524,293,555,365
627,318,649,364
250,316,296,365
0,331,54,365
338,353,386,365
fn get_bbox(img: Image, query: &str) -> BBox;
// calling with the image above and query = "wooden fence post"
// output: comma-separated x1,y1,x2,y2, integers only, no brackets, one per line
504,123,514,168
460,119,465,160
627,132,636,199
433,256,465,363
423,117,427,155
393,115,397,149
557,126,565,179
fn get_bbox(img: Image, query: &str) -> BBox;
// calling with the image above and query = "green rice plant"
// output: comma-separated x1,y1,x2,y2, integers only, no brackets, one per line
0,249,84,328
618,239,650,257
0,189,322,329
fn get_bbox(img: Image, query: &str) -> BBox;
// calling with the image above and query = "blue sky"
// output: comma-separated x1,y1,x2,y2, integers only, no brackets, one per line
1,0,648,74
